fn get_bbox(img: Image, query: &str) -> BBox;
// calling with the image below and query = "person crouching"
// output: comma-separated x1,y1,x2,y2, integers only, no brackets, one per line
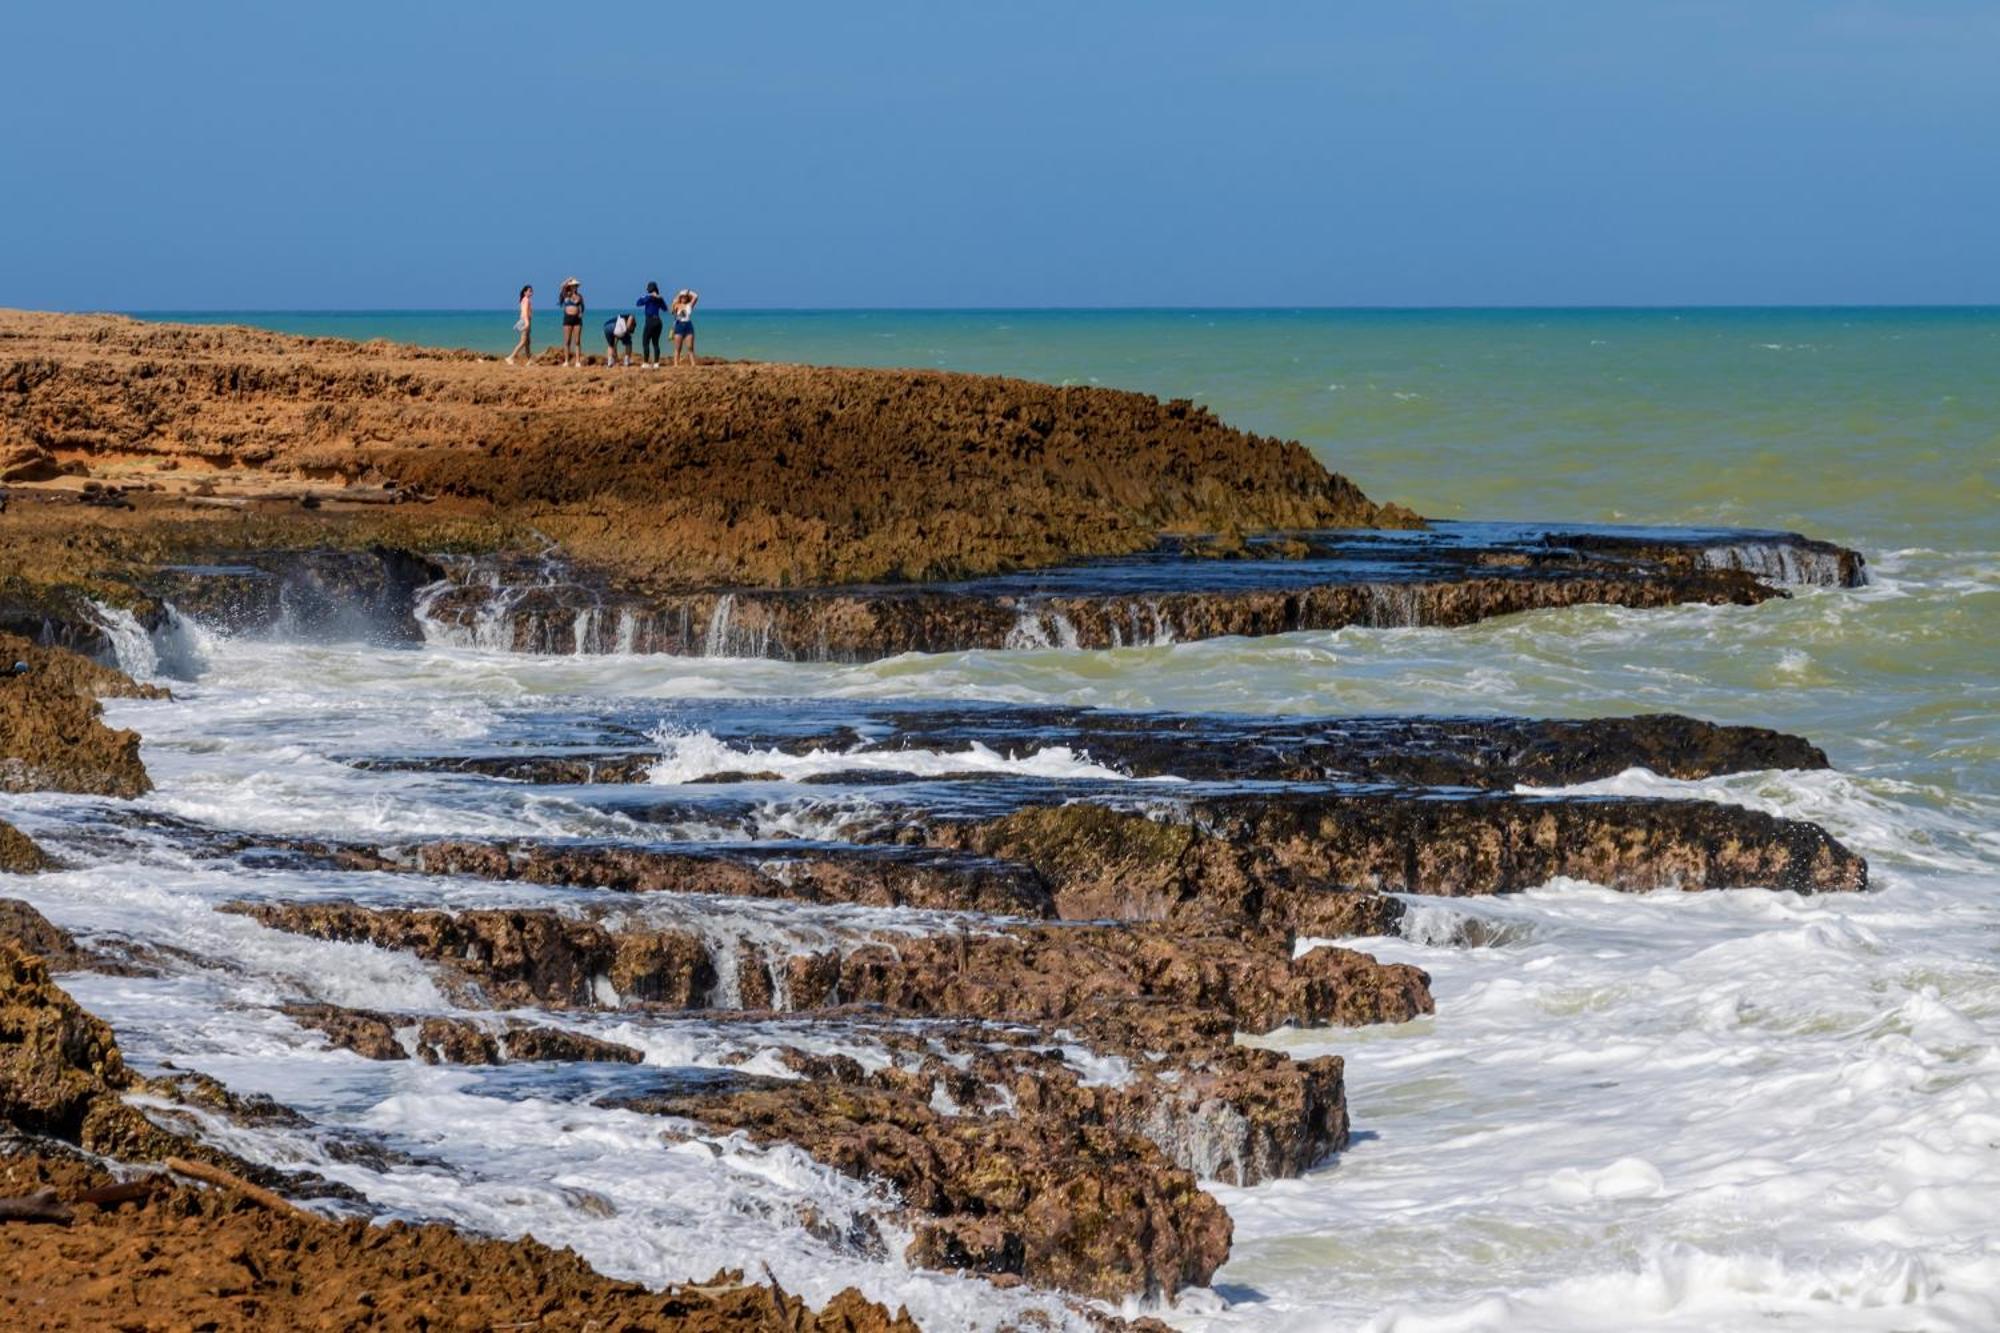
602,311,637,367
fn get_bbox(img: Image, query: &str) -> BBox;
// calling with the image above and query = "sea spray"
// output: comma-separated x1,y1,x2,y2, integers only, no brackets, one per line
88,601,158,680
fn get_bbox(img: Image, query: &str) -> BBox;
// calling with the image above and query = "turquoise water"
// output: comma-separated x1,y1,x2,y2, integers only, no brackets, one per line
139,307,1999,553
66,307,1999,1328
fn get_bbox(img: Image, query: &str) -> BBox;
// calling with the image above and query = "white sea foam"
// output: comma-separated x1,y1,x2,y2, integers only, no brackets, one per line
89,600,159,680
643,724,1166,785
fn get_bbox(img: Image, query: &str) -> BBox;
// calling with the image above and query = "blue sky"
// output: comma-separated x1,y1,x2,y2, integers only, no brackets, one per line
3,1,1995,309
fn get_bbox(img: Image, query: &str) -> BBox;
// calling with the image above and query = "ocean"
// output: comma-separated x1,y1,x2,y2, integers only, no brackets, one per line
18,308,2000,1329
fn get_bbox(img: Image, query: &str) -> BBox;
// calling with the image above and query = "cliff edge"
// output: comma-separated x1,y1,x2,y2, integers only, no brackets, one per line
0,310,1413,591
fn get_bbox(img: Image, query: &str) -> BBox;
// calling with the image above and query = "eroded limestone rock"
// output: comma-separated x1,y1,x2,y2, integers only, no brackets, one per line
0,632,157,797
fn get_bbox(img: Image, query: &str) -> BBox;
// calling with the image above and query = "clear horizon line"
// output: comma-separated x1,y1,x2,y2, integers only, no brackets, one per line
110,301,2000,316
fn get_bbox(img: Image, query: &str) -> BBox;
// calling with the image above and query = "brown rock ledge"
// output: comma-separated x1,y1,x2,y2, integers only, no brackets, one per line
0,307,1406,594
223,901,1432,1032
0,632,158,798
224,899,1424,1298
341,708,1833,791
917,789,1868,935
0,1152,917,1333
0,917,918,1332
620,1077,1231,1304
308,838,1059,919
0,821,53,874
223,888,1424,1288
279,1002,646,1066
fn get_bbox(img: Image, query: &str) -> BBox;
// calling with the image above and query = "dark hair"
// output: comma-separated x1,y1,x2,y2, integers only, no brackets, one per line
519,284,532,299
646,282,660,295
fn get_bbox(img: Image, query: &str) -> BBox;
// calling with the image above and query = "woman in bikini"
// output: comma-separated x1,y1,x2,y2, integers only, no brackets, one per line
670,289,699,366
505,284,533,364
558,278,586,367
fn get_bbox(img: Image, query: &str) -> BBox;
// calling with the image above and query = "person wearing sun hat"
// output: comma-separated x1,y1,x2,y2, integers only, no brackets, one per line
670,288,699,366
558,278,586,367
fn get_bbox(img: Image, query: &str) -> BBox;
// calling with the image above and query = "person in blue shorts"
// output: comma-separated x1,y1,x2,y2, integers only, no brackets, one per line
636,282,670,368
671,289,699,366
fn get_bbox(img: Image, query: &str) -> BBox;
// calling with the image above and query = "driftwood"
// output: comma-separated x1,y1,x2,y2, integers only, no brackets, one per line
165,1157,313,1221
0,1188,74,1225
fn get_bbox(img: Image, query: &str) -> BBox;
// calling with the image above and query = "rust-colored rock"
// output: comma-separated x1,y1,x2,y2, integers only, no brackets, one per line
282,1001,644,1065
920,790,1866,928
920,802,1403,942
0,941,912,1331
0,939,127,1140
0,899,91,970
0,309,1403,592
0,1152,918,1333
762,1028,1349,1190
0,632,156,798
0,820,52,874
621,1077,1232,1303
779,926,1431,1034
232,901,1431,1034
369,838,1057,918
230,896,1413,1288
1172,789,1869,896
228,904,716,1008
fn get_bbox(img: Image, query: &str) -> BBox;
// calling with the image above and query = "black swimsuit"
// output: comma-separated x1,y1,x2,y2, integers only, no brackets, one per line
562,293,583,328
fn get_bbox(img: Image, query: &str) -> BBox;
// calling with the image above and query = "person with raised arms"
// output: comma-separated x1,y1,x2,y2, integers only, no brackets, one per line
670,288,699,366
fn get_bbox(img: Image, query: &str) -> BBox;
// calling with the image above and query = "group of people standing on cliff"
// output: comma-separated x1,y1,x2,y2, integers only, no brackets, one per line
506,279,698,368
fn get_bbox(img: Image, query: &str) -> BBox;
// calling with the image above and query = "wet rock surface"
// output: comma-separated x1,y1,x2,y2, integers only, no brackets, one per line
0,1151,919,1333
281,1002,645,1065
350,706,1832,791
833,707,1833,787
234,897,1381,1300
227,901,1432,1033
398,522,1861,661
0,926,916,1332
621,1076,1232,1303
748,1025,1351,1189
0,820,53,874
916,788,1868,924
300,837,1058,918
144,547,445,644
119,689,1860,1306
0,900,94,970
0,931,346,1195
0,937,130,1142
